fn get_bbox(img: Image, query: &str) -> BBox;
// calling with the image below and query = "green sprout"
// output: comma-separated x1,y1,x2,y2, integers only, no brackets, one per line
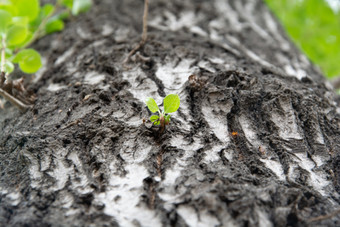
0,0,91,110
145,94,180,133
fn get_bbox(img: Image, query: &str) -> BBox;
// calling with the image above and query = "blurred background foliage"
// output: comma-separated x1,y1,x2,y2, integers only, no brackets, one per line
264,0,340,79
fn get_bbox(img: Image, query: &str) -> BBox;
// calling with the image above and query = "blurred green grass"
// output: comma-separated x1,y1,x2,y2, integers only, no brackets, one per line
265,0,340,79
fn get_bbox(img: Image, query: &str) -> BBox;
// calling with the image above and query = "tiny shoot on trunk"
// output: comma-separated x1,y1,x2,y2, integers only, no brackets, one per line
145,94,180,133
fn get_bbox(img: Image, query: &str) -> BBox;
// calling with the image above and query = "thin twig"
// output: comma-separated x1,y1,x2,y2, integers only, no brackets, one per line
0,88,32,111
122,0,149,64
309,208,340,223
141,0,149,43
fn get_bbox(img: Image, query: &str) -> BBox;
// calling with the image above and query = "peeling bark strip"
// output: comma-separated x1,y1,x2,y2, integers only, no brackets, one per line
0,0,340,226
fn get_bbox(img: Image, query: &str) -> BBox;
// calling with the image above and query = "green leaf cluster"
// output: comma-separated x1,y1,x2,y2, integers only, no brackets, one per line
0,0,92,75
44,0,92,34
0,0,42,74
265,0,340,79
145,94,180,126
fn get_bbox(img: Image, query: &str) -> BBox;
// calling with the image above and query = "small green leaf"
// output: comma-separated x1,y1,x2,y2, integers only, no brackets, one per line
163,94,180,113
145,97,159,113
72,0,92,16
0,9,12,35
149,113,161,125
0,3,18,16
11,0,40,22
57,11,71,20
15,31,33,48
164,115,171,124
45,17,64,34
4,48,13,58
6,25,27,45
11,16,29,26
13,49,42,73
0,4,17,16
58,0,73,9
150,115,159,122
41,4,55,18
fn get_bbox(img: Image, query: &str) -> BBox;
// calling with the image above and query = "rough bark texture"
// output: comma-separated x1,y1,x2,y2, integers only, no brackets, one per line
1,0,340,226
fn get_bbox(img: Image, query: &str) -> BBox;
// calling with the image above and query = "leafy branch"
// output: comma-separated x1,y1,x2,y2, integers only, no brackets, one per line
0,0,92,110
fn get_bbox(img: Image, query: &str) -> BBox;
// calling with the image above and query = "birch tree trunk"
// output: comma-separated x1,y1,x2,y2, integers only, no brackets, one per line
1,0,340,226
